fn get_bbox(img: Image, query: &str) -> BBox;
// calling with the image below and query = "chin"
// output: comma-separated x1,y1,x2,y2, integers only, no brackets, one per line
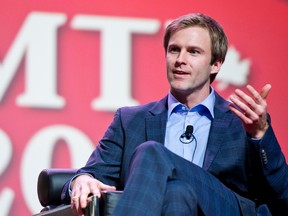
171,86,192,95
171,82,190,92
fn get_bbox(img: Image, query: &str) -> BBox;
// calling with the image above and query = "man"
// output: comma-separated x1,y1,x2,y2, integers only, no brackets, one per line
62,13,288,215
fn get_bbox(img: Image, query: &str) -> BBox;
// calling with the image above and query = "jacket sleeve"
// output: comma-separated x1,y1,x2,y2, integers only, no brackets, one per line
61,108,125,203
248,120,288,205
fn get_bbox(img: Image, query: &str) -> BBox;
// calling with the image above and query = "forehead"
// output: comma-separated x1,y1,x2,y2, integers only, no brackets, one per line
168,26,211,48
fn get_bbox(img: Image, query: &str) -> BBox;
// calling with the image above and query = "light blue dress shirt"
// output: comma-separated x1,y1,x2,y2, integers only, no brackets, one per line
164,88,215,167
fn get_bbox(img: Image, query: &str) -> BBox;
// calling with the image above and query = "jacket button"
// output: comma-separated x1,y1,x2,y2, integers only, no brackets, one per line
261,149,268,165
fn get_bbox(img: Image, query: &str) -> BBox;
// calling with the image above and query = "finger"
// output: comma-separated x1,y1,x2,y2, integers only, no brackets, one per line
259,84,272,99
71,195,82,216
234,88,257,110
97,181,117,191
246,84,271,102
234,86,268,119
229,93,257,118
228,103,253,124
71,181,92,211
78,183,98,209
79,193,90,209
245,85,263,105
245,85,269,117
71,185,82,214
231,94,264,123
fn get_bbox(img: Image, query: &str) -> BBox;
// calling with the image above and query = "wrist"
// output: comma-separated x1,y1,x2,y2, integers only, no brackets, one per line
249,121,269,139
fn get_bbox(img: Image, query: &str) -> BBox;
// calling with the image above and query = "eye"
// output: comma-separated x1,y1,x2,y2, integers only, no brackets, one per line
168,45,180,53
189,49,200,55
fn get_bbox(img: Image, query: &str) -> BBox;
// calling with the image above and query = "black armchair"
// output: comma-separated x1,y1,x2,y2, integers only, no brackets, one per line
34,168,288,216
34,168,122,216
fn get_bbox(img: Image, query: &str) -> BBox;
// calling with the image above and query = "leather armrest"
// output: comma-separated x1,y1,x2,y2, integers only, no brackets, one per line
84,191,123,216
37,168,77,207
34,191,123,216
100,190,123,215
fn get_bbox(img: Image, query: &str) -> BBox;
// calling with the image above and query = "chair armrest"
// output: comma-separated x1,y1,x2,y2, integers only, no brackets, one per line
34,191,123,216
36,168,123,216
33,204,73,216
37,168,77,207
100,190,123,215
84,191,123,216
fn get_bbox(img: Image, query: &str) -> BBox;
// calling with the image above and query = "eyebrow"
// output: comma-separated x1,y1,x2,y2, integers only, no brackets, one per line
188,46,206,53
168,43,205,52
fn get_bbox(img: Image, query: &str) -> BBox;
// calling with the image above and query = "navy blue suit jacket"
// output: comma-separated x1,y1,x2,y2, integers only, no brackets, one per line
62,92,288,213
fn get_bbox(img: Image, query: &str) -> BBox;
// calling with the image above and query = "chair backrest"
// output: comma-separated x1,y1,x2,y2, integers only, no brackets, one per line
37,168,77,207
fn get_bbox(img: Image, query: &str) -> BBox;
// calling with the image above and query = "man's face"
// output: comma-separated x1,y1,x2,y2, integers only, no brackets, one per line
166,26,221,98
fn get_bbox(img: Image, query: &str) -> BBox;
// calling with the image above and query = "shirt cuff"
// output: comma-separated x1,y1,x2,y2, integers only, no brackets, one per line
249,137,261,141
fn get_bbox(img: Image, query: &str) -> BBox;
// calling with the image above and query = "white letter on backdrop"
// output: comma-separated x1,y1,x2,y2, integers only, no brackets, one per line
71,15,160,111
21,125,94,214
0,12,66,108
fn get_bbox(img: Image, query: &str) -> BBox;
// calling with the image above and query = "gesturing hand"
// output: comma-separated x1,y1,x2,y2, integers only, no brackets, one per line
70,174,116,216
228,84,272,138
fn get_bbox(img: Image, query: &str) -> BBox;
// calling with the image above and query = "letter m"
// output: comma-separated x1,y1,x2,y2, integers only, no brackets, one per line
0,12,66,108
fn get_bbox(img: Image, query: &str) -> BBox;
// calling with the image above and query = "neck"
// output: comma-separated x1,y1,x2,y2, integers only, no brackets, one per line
171,87,211,109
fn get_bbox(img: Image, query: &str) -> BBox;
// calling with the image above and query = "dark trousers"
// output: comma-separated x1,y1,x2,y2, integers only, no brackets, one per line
112,141,264,215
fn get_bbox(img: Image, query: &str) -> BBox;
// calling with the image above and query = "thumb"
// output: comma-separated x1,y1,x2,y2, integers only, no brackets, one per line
260,84,272,99
98,182,116,191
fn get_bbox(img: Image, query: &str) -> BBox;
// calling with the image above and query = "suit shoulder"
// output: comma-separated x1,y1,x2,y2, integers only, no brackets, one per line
118,97,167,116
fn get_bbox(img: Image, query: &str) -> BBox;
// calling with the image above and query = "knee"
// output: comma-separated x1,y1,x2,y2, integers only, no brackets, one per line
133,141,165,157
130,141,171,168
129,141,176,177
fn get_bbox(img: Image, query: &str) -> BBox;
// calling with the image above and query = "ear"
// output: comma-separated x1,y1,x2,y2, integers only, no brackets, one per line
210,61,222,75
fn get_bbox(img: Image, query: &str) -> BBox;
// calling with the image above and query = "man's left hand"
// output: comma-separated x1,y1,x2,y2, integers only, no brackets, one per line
228,84,271,138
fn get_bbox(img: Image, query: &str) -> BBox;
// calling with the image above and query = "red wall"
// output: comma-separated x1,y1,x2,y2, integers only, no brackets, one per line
0,0,287,215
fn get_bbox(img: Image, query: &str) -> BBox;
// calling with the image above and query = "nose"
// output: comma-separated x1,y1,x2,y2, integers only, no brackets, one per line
175,51,187,66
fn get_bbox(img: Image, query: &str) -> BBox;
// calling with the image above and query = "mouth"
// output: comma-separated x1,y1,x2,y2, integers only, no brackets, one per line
173,70,190,76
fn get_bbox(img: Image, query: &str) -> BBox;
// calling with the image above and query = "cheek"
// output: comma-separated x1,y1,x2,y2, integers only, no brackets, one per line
166,60,173,72
166,55,175,65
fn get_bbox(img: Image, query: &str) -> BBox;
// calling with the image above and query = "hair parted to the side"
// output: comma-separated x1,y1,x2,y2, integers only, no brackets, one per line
163,13,228,83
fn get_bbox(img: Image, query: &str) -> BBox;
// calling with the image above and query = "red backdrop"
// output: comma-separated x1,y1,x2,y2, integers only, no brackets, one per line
0,0,287,215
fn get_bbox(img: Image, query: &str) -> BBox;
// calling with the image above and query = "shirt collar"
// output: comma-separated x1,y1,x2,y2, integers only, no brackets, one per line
167,88,215,120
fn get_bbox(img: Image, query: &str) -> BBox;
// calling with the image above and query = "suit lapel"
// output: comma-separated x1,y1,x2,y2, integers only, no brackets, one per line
142,93,234,171
145,96,168,144
203,93,233,171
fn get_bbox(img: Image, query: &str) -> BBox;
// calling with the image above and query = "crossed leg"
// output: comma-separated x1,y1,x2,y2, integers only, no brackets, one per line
113,141,255,216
